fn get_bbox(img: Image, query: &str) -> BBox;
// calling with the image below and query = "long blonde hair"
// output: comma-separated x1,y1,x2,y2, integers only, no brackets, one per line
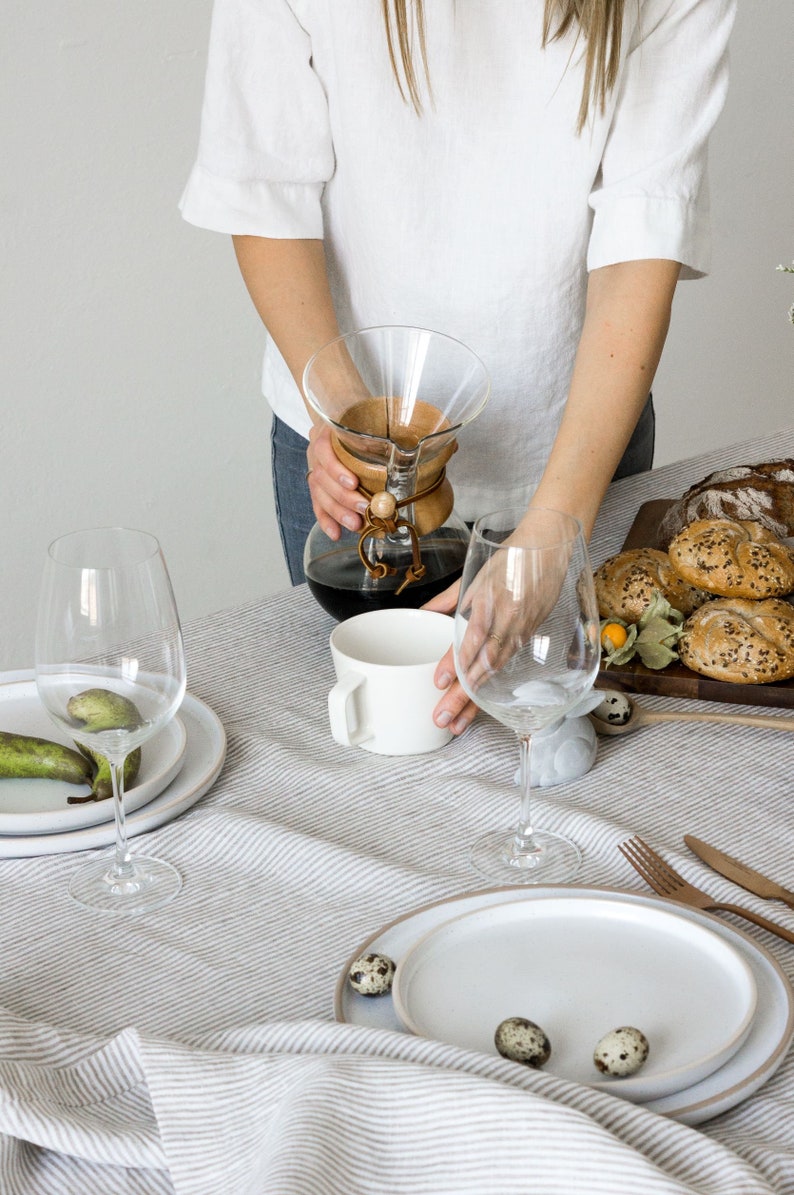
381,0,626,131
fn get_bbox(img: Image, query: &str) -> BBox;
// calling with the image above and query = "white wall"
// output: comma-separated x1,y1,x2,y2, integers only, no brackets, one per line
2,2,792,671
652,2,793,464
3,2,287,674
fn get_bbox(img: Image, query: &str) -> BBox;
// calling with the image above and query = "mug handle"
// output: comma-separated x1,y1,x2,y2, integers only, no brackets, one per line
328,672,372,746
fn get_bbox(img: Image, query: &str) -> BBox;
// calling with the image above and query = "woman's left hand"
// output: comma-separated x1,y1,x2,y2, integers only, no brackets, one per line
422,579,480,735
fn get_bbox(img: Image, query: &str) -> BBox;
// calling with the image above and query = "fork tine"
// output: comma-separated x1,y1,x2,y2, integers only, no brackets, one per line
631,836,686,887
618,836,677,896
617,838,659,890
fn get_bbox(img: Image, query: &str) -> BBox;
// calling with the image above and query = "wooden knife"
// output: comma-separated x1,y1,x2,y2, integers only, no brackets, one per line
684,835,794,910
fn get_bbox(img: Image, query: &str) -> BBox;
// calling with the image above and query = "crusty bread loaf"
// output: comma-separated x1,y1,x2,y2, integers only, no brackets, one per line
593,547,712,623
679,597,794,684
668,519,794,599
658,460,794,546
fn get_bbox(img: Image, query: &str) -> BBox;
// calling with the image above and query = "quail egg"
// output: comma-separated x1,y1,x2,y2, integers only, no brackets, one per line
347,952,396,996
494,1017,552,1068
593,1026,649,1077
592,691,633,726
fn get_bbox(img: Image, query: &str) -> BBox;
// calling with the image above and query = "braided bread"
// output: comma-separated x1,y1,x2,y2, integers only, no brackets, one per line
668,519,794,599
593,547,712,623
678,597,794,684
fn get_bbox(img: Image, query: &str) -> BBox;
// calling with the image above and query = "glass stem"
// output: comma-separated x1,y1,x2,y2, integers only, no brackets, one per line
514,733,540,856
109,757,133,878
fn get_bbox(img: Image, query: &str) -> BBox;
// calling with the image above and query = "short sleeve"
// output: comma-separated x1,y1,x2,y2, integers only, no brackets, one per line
179,0,334,238
587,0,737,279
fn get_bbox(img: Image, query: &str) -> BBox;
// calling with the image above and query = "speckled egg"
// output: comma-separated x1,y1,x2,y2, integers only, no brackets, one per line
494,1017,552,1067
592,691,633,726
347,952,396,996
593,1026,649,1077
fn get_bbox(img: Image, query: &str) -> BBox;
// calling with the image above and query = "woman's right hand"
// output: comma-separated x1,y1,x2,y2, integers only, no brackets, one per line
306,424,368,540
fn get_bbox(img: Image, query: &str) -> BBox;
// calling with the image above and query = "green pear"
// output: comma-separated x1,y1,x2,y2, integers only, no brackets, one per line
73,743,142,802
0,731,94,785
66,688,143,732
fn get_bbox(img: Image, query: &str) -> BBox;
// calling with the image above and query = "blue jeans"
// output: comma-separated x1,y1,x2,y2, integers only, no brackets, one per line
611,393,655,481
270,396,655,585
270,416,316,585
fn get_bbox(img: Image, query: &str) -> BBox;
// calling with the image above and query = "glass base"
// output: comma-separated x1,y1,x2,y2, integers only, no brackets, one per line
470,827,581,885
69,853,182,915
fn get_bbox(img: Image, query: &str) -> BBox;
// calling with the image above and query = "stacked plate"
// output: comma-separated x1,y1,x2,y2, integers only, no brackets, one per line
0,676,226,858
336,886,794,1125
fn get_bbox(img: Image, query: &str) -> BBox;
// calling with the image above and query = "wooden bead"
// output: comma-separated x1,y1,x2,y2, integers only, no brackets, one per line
369,491,397,519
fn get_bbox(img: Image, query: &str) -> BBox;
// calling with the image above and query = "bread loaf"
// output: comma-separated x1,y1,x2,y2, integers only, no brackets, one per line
658,460,794,546
668,519,794,599
678,597,794,684
593,547,712,623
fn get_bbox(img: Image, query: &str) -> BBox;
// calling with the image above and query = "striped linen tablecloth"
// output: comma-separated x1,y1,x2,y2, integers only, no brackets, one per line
0,427,792,1194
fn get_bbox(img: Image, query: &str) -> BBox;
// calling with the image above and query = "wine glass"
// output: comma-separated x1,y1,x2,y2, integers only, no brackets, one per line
35,527,187,915
453,508,600,883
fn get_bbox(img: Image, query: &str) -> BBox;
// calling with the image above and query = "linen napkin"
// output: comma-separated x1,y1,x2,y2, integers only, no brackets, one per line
0,1007,772,1194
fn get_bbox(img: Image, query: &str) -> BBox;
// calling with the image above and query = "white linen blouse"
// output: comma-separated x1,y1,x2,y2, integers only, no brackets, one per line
181,0,736,519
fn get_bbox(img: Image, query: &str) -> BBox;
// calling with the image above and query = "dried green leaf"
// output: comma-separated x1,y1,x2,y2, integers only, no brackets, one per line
636,617,684,650
599,592,685,671
635,641,680,670
637,591,684,630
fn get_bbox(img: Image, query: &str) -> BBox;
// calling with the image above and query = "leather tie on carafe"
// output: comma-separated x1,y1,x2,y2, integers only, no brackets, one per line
331,398,458,595
353,472,448,595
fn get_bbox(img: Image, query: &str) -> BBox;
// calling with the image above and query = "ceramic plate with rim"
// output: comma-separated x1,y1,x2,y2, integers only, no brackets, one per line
390,896,757,1103
0,685,225,857
0,680,187,834
336,886,794,1125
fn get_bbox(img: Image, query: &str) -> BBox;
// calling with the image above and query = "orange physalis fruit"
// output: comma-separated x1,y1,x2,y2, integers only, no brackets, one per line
600,623,628,651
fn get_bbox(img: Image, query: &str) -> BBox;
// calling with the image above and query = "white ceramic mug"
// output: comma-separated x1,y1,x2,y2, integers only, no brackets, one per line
328,608,454,755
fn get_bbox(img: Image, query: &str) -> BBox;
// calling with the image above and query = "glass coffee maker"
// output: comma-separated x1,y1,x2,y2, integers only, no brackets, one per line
302,325,490,621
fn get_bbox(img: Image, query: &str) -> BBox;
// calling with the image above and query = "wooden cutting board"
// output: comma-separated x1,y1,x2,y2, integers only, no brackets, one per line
595,500,794,709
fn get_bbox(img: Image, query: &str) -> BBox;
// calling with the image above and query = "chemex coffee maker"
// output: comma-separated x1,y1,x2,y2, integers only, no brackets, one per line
302,325,490,620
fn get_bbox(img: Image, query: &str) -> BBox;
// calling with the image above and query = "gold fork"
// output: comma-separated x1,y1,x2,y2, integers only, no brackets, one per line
619,836,794,945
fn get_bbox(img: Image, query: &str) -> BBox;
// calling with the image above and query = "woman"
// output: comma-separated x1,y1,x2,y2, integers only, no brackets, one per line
181,0,736,731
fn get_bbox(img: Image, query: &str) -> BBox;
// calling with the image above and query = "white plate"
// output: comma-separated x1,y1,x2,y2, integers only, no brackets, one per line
0,680,187,834
392,897,757,1103
336,886,794,1125
0,687,226,858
